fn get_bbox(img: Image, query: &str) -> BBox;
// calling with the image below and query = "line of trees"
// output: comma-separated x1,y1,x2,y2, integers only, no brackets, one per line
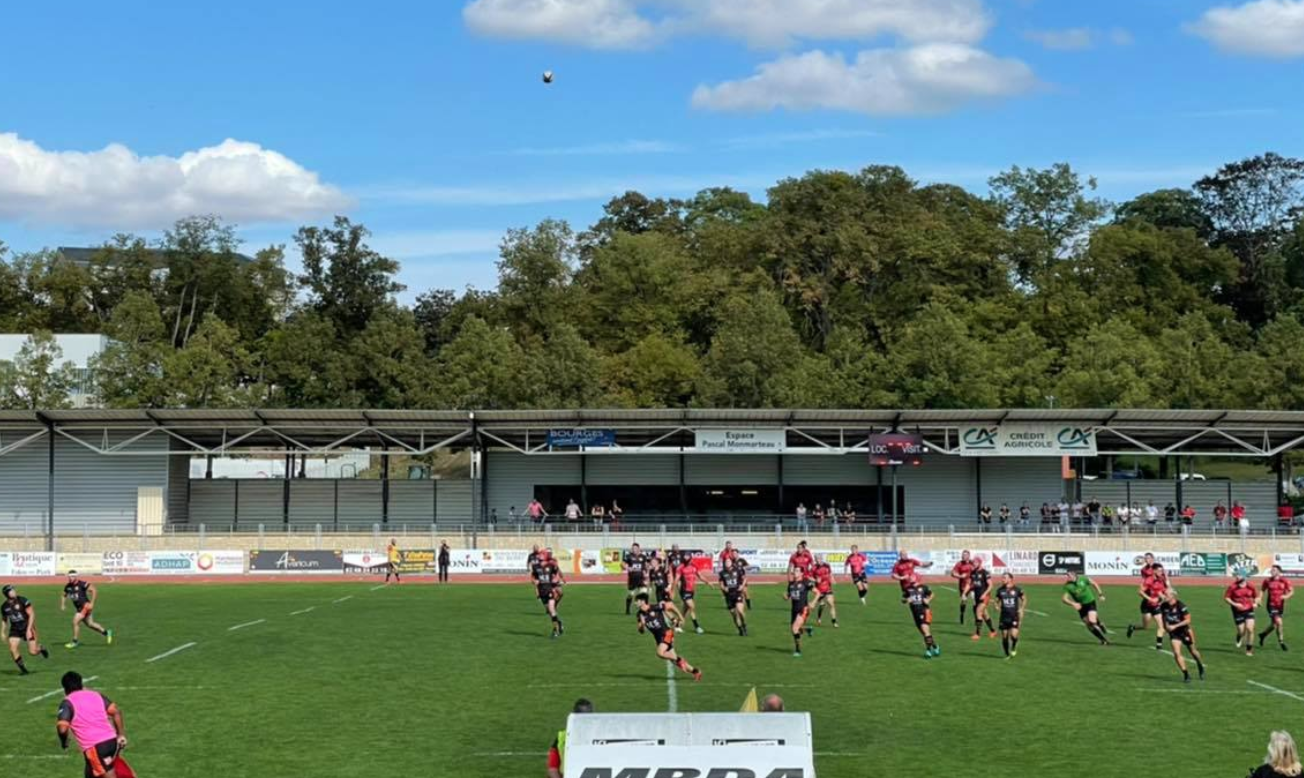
2,154,1304,411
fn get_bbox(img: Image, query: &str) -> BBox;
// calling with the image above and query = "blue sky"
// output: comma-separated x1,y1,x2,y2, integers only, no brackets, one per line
2,0,1303,298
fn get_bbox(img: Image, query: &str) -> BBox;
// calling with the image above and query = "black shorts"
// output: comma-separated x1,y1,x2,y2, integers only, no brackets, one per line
911,608,932,628
83,739,120,778
791,605,810,623
7,624,34,642
1000,615,1020,631
655,587,671,603
725,592,743,610
1270,605,1285,619
1141,600,1161,616
852,572,868,585
972,588,989,605
627,576,646,592
1169,628,1194,646
680,590,695,602
1078,602,1098,619
816,589,833,602
1232,608,1255,625
537,587,556,604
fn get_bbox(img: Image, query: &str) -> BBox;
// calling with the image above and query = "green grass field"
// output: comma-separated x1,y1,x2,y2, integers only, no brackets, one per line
1,580,1298,777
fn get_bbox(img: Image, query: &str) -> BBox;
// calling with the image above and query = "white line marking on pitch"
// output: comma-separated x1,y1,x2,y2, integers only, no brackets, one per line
1249,680,1304,702
333,596,354,604
526,682,818,689
370,584,388,591
289,607,316,616
1137,688,1269,695
1026,609,1049,617
228,619,266,632
1,755,69,760
665,660,678,713
146,642,197,664
27,675,98,704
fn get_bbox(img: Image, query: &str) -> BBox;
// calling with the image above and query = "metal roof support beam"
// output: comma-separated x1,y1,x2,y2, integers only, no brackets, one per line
413,428,472,455
787,427,833,449
1158,429,1214,454
1101,429,1161,454
0,429,48,458
1210,428,1266,455
478,430,529,455
1268,433,1304,457
368,428,420,454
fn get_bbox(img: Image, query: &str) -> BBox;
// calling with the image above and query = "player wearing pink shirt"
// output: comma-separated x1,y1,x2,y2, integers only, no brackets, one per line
56,672,136,778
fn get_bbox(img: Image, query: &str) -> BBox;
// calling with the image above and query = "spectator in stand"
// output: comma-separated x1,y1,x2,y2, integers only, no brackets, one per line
979,504,993,527
509,505,518,523
591,503,605,525
1049,502,1061,525
565,499,582,522
827,503,840,524
1145,501,1159,528
610,500,623,528
1071,500,1084,527
813,504,825,528
1181,504,1196,526
795,503,808,531
843,503,856,526
1233,501,1248,531
490,508,498,525
1087,496,1102,525
1040,502,1052,525
1164,501,1177,527
1248,730,1302,778
528,499,548,524
1019,503,1031,526
1058,499,1071,524
998,503,1011,525
1101,503,1115,527
1116,502,1130,527
1214,501,1229,528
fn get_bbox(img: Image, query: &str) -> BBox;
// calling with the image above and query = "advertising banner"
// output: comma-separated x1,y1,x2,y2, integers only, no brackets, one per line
394,549,438,575
733,549,792,573
147,551,199,576
1179,552,1227,577
1226,553,1262,578
342,550,388,574
960,423,1098,457
195,550,245,575
478,549,532,574
102,550,151,576
248,550,344,574
1039,550,1085,575
695,429,785,454
56,552,104,575
1085,551,1181,577
546,429,616,448
1264,553,1304,578
1,551,57,577
990,550,1040,576
594,548,624,575
865,551,902,576
443,549,482,575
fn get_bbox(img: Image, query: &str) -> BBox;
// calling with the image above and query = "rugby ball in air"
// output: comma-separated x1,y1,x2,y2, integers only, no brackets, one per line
542,70,554,84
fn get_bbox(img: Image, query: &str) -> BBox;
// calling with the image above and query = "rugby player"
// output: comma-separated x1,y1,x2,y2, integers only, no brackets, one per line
56,671,136,778
61,572,111,650
2,584,50,674
844,545,869,605
532,549,566,638
812,558,838,628
672,554,707,634
950,550,975,624
636,599,702,681
785,569,815,657
718,557,749,637
1159,589,1206,683
385,538,401,583
994,573,1026,659
789,542,815,577
1127,560,1169,650
736,554,754,610
903,581,940,658
891,551,933,594
622,543,650,615
1259,565,1294,651
1224,570,1260,655
648,557,674,611
1061,571,1110,645
968,558,996,639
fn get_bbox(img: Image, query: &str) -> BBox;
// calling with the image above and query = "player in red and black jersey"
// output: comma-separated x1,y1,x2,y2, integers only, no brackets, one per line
844,545,869,605
891,551,932,594
648,557,674,608
1127,561,1170,650
785,570,816,657
61,573,111,649
1160,589,1205,683
1258,565,1294,651
532,550,566,638
903,582,940,658
637,599,701,681
950,550,976,624
968,558,996,639
672,555,707,634
789,542,815,578
622,544,650,615
3,584,50,674
718,557,749,637
812,559,838,628
1224,570,1260,656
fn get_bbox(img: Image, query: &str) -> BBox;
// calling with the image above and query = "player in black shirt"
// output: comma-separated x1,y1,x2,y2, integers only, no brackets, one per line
969,558,996,640
636,599,701,681
531,550,566,638
994,573,1026,659
61,572,111,649
784,570,815,657
622,543,649,615
718,557,749,637
648,557,673,606
3,585,50,674
1160,589,1205,683
903,583,940,658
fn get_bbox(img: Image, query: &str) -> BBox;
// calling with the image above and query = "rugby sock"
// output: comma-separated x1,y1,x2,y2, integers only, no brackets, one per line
1089,624,1108,643
985,618,995,633
925,635,936,649
692,618,700,630
1011,637,1019,652
14,657,27,673
793,633,801,651
746,598,753,610
1001,637,1009,656
675,658,691,673
40,646,49,658
960,604,966,623
1182,668,1190,681
625,596,632,615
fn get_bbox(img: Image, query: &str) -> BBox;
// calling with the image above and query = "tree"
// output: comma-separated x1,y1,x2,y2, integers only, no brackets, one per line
1056,320,1163,408
1196,153,1304,327
1244,315,1304,410
1115,188,1213,238
819,326,897,409
1153,313,1243,409
985,323,1058,408
431,317,527,409
349,310,434,409
989,163,1110,282
601,333,702,408
696,291,806,407
260,312,358,408
496,219,576,339
297,216,404,336
162,315,252,407
91,291,171,408
521,324,605,408
884,304,999,409
580,191,685,252
412,289,458,354
0,332,78,410
11,251,98,333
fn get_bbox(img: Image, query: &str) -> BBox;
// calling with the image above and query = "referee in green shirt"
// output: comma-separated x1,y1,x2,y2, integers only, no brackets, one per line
1061,571,1111,645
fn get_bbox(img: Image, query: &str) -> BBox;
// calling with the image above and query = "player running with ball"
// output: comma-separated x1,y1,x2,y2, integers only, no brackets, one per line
718,557,749,637
637,599,701,681
1127,560,1169,650
1159,589,1206,683
61,572,112,650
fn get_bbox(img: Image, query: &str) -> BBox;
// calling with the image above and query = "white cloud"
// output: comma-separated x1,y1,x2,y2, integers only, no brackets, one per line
1023,27,1095,51
1188,0,1304,58
0,133,350,230
509,139,682,156
721,128,881,149
368,229,505,259
462,0,989,49
463,0,659,49
691,45,1038,116
1108,28,1134,46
